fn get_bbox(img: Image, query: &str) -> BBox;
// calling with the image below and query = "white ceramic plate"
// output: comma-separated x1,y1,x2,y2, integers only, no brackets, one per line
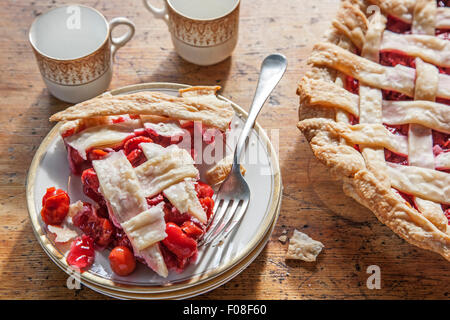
80,197,280,299
26,83,281,297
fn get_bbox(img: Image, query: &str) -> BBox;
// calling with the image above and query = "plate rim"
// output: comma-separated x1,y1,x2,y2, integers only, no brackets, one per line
26,82,282,296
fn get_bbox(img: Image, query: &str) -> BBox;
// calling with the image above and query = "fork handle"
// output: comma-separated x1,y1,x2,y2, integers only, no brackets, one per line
232,53,287,170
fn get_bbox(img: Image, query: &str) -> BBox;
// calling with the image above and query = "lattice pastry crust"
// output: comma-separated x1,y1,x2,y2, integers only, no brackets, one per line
50,86,234,132
297,0,450,260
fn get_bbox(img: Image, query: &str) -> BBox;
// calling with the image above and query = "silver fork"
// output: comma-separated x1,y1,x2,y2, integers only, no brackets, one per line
198,53,287,247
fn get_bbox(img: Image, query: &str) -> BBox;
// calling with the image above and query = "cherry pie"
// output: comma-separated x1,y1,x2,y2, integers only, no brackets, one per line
42,86,236,277
297,0,450,260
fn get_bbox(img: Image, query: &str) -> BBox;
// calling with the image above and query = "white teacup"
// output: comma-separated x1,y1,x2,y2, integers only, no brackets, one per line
29,5,135,103
143,0,240,66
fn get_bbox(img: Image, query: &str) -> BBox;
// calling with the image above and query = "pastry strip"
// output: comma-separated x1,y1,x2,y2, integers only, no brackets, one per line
406,8,447,232
50,86,234,132
382,100,450,133
436,7,450,29
64,123,139,160
367,0,450,28
304,121,409,155
387,163,450,205
359,10,389,187
92,151,168,277
408,58,438,169
298,78,359,116
135,143,199,198
121,204,167,250
163,180,207,224
411,0,436,35
309,42,416,96
380,31,450,67
435,152,450,169
333,37,355,132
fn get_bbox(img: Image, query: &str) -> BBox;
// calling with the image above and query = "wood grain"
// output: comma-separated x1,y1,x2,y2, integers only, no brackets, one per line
0,0,448,300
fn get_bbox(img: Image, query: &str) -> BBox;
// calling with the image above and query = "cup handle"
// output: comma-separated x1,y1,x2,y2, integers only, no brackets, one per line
109,17,136,61
142,0,169,24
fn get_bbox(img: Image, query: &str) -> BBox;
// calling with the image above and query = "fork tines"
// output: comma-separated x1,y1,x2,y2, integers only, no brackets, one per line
198,195,249,247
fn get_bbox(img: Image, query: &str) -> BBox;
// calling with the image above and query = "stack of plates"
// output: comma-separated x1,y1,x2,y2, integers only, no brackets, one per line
26,83,282,299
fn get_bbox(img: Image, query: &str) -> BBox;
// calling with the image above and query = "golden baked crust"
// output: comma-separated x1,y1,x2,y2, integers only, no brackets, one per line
206,155,246,186
297,0,450,261
50,86,234,132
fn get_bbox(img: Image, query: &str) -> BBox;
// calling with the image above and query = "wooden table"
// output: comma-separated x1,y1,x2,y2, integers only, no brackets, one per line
0,0,448,300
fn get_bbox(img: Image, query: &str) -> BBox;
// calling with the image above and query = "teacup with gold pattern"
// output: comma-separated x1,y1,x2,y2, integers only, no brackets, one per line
143,0,240,66
29,5,135,103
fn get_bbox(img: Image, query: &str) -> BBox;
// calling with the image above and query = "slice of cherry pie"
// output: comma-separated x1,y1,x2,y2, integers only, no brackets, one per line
297,0,450,260
41,86,237,277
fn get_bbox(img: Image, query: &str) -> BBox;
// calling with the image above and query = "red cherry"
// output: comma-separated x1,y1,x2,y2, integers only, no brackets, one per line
67,235,95,270
123,136,153,155
113,229,133,250
126,148,147,167
162,222,197,260
199,197,214,219
81,168,106,208
87,148,109,161
163,203,191,225
109,246,136,276
195,181,214,198
181,221,204,240
40,187,70,226
146,193,165,206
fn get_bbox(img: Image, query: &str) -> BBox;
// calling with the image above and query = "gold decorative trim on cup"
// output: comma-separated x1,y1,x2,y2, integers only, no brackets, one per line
31,39,111,86
167,3,240,47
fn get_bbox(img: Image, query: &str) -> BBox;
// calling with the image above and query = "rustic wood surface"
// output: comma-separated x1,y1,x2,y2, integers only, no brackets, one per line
0,0,448,300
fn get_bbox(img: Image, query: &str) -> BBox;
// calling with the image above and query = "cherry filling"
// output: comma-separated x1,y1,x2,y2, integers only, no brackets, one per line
433,131,450,154
385,1,450,36
72,202,114,248
150,182,214,270
52,119,219,275
384,125,409,165
343,4,449,221
78,170,214,273
444,204,450,222
386,15,412,34
75,131,215,273
66,235,95,270
62,120,224,175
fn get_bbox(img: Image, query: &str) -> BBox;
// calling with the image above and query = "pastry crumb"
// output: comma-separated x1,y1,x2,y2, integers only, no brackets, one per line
286,229,324,262
278,235,288,244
